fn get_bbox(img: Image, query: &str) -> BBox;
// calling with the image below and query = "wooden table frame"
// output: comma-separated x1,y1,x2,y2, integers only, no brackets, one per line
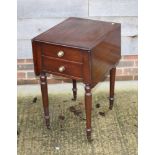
32,17,121,141
39,68,116,141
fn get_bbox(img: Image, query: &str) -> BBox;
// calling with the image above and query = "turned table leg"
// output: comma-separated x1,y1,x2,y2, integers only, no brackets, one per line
40,73,50,129
72,79,77,101
85,84,92,141
109,67,116,110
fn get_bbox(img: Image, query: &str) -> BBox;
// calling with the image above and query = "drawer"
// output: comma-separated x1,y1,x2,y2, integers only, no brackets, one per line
42,56,83,79
42,43,83,62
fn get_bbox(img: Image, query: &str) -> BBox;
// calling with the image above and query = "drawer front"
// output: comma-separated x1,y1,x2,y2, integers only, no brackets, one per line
42,43,83,62
42,56,83,79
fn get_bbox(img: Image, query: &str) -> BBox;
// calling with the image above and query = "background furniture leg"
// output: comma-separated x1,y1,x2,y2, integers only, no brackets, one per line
109,67,116,110
85,84,92,141
72,79,77,101
40,73,50,129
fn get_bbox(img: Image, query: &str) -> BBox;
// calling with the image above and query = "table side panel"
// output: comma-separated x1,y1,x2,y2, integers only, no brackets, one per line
91,26,121,83
32,41,42,76
82,52,92,83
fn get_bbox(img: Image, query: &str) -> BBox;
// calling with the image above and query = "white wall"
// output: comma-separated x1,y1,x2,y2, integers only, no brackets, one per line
17,0,138,58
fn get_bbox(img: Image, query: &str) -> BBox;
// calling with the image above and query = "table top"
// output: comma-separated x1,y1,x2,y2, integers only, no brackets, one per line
32,17,121,84
32,17,120,51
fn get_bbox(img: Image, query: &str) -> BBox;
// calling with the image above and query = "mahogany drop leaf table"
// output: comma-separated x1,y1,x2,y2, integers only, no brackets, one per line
32,17,121,141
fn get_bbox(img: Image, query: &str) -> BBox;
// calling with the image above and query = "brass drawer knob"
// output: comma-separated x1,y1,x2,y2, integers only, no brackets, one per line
58,66,65,72
57,51,64,57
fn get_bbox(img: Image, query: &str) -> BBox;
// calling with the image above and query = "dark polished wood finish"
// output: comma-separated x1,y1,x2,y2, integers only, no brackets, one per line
42,43,83,62
40,72,50,129
32,17,121,141
109,68,116,110
85,84,92,141
72,79,77,101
